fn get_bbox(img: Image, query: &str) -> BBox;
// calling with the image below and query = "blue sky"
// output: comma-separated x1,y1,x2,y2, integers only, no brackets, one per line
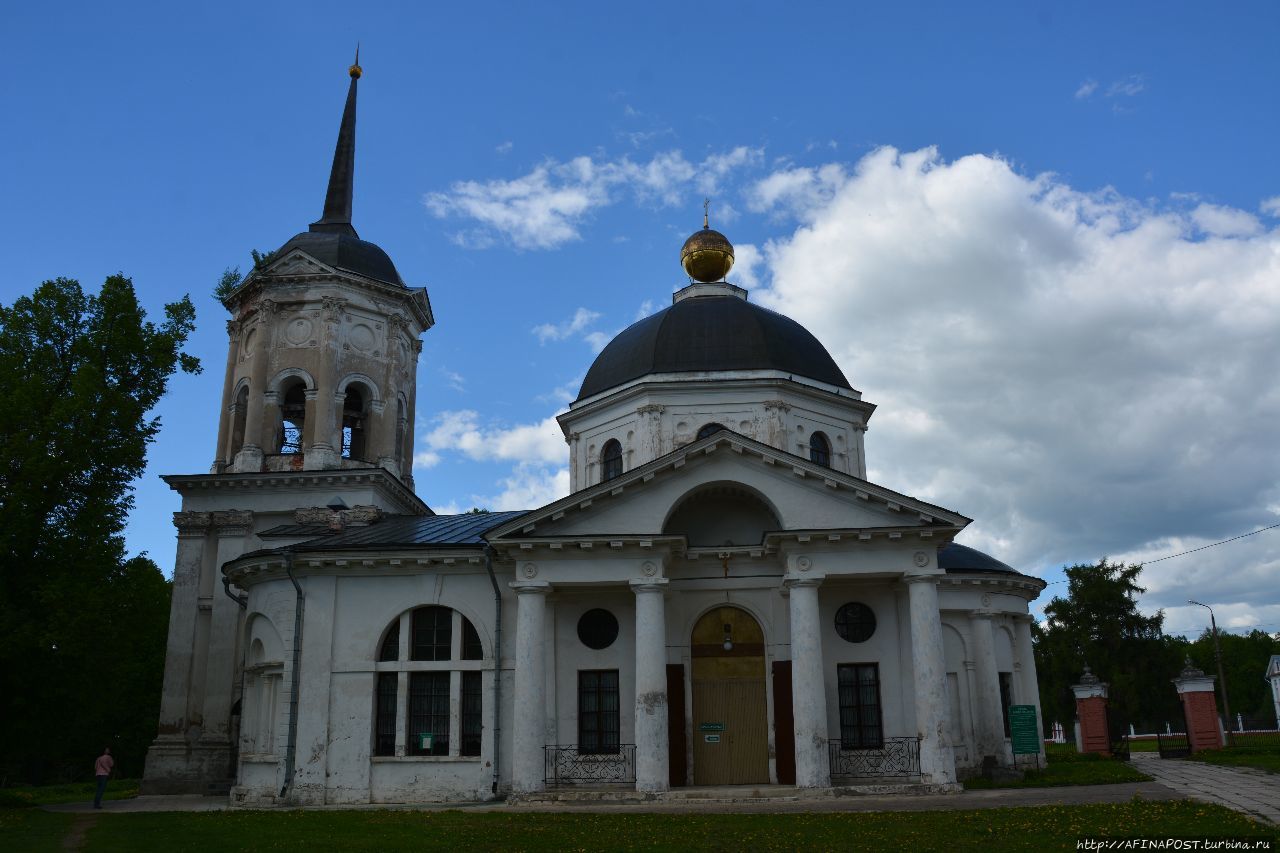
4,1,1278,637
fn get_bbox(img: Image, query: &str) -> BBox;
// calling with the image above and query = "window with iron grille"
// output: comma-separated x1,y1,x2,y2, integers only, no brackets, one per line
374,672,398,756
375,606,486,759
412,606,453,661
578,670,620,754
408,672,451,756
837,663,883,749
461,671,483,756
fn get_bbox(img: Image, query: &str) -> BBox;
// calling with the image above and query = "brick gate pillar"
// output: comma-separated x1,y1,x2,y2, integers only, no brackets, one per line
1071,665,1110,756
1173,660,1223,753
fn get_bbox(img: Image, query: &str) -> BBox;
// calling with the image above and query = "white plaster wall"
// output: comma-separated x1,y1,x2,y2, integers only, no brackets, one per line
819,582,912,741
562,378,871,490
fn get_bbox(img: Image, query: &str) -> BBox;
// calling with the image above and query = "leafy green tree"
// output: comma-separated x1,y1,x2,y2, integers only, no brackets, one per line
0,275,200,782
1033,559,1187,733
1186,628,1280,726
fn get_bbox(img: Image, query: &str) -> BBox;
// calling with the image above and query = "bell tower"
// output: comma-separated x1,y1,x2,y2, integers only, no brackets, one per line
212,54,432,486
143,56,434,796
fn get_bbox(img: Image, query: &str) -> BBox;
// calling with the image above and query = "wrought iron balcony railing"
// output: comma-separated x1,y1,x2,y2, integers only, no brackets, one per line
544,744,637,786
828,737,921,779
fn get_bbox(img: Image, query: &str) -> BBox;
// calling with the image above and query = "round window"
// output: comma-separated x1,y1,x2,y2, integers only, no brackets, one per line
834,602,876,643
577,608,619,650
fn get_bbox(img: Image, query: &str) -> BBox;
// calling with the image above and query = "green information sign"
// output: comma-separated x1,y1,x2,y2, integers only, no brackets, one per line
699,722,725,732
1009,705,1040,755
418,733,434,751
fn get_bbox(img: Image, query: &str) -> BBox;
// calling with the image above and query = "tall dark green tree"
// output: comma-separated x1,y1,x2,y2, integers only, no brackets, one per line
0,275,200,783
1186,628,1280,725
1033,559,1188,733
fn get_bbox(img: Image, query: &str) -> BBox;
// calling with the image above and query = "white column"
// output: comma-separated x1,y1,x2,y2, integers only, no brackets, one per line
631,579,669,792
906,574,956,784
511,581,551,793
968,611,1008,764
1013,615,1046,766
785,577,830,788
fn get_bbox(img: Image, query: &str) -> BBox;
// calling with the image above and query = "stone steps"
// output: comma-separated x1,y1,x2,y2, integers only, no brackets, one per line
508,781,960,806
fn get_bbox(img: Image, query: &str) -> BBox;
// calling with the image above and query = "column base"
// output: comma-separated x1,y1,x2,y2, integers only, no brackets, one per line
231,446,264,474
141,736,235,795
303,445,340,471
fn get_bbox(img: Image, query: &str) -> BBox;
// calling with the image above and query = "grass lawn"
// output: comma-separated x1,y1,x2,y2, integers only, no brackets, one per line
0,779,140,807
45,803,1270,852
0,809,75,853
964,747,1150,789
1187,746,1280,774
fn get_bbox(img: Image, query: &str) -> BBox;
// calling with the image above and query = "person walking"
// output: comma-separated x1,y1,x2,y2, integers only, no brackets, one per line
92,747,114,809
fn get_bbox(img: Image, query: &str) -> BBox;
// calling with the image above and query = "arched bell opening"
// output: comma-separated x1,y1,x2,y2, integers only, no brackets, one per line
342,383,370,460
276,379,308,454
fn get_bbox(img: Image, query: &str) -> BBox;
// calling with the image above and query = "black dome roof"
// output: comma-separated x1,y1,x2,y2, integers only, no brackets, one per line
276,231,403,287
938,542,1017,575
577,294,851,400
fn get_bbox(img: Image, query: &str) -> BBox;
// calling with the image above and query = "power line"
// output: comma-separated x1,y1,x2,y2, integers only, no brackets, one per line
1144,522,1280,564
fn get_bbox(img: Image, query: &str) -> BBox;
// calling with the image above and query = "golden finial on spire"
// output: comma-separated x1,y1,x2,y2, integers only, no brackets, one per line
681,201,734,282
349,44,362,79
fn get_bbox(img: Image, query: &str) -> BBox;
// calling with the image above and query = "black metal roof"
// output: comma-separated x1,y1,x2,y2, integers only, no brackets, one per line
938,542,1017,575
274,231,404,286
577,294,852,401
290,511,529,551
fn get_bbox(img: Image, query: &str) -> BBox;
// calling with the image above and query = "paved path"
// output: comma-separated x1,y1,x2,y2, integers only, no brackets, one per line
1131,753,1279,824
44,782,1183,815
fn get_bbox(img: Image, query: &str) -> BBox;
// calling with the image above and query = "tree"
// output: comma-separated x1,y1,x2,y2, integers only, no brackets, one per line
1186,628,1280,726
0,275,200,783
1033,559,1187,734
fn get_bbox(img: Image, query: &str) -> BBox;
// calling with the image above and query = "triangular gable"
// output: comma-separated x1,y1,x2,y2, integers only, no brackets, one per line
263,249,343,279
487,430,969,542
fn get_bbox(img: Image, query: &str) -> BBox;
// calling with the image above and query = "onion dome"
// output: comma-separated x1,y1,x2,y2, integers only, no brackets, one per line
680,201,734,282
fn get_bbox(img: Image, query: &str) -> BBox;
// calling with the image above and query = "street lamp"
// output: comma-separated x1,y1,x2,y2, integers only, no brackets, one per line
1188,600,1233,736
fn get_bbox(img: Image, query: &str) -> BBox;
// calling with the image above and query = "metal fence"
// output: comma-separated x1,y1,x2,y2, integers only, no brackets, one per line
828,737,921,779
1225,718,1280,750
544,744,637,786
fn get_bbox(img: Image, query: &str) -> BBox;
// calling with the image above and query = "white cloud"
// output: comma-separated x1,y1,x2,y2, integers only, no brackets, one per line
1191,203,1262,238
482,463,571,511
438,367,466,392
533,307,602,343
750,145,1280,626
418,410,567,466
425,148,763,249
1107,75,1146,97
1259,196,1280,217
1075,79,1098,99
495,141,513,155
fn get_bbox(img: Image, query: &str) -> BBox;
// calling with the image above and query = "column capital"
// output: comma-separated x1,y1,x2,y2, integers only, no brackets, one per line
212,510,254,536
968,609,997,620
782,576,823,590
173,510,212,536
904,572,943,586
630,578,669,595
509,580,552,596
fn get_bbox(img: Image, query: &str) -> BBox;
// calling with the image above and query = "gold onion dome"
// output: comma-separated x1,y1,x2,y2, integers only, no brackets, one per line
680,201,734,282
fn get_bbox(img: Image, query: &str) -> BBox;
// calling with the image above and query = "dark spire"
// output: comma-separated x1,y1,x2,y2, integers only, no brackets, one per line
310,48,362,237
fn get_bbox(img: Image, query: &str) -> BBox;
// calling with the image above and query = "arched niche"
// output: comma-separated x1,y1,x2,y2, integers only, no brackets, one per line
663,482,781,547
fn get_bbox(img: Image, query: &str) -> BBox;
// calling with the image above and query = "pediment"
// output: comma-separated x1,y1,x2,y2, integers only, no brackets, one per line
487,430,969,543
265,250,341,278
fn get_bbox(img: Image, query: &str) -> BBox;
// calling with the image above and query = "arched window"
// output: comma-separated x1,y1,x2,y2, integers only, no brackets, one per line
277,380,307,454
809,431,831,467
696,422,727,440
373,606,484,758
342,385,368,460
601,439,623,482
229,384,249,459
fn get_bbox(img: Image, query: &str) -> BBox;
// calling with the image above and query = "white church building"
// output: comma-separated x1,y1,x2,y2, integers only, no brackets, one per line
142,61,1048,805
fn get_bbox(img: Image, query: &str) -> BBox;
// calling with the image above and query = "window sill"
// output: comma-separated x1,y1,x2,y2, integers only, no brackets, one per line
371,755,483,763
